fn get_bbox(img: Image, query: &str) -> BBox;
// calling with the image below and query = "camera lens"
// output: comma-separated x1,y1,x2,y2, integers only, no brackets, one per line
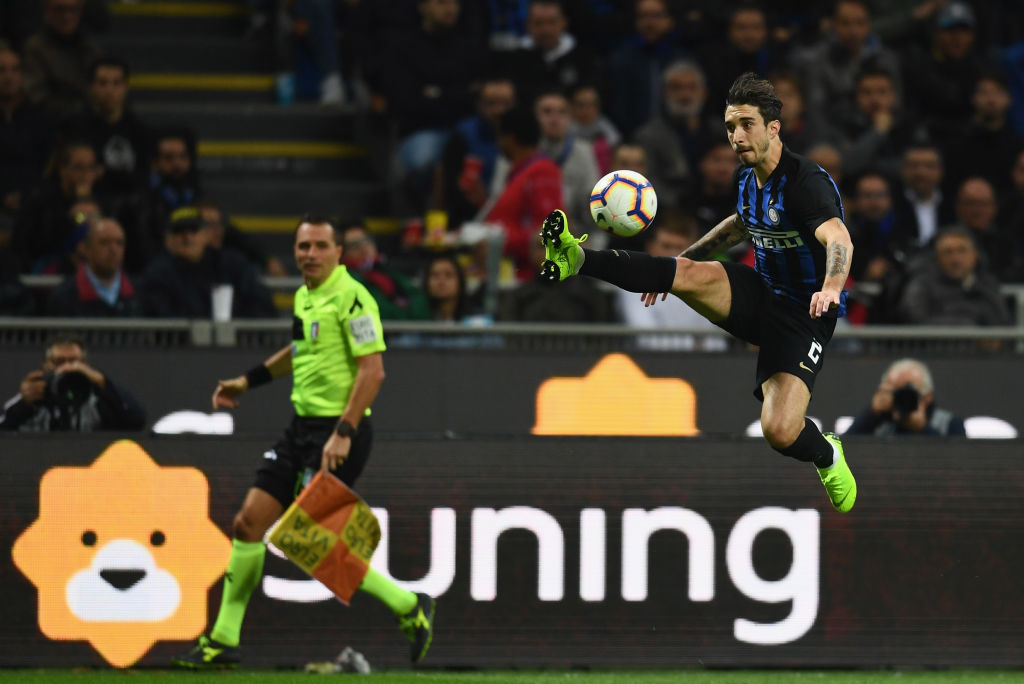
54,370,91,407
892,384,919,413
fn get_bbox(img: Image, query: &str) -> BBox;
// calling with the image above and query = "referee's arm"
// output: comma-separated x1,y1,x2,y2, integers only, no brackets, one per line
212,344,292,410
338,352,385,429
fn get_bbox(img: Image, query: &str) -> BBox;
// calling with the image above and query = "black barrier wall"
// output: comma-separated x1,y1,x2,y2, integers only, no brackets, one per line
0,349,1019,437
2,435,1023,669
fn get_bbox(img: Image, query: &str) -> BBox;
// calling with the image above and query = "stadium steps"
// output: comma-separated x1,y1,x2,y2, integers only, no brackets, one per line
108,0,248,36
105,0,392,265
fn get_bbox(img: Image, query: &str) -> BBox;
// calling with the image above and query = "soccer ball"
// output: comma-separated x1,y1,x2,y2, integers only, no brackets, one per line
589,170,658,237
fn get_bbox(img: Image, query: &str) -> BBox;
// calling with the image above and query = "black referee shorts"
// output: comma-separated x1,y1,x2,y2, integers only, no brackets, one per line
714,262,837,401
254,415,373,508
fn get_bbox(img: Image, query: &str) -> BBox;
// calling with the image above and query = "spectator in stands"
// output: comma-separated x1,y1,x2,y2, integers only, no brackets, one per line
496,0,597,105
279,0,346,105
893,142,954,250
845,358,967,437
484,106,563,274
847,172,912,322
47,216,139,317
693,138,741,234
376,0,481,214
807,143,846,198
198,199,287,277
612,210,726,351
138,206,276,319
0,41,53,238
794,0,901,126
898,226,1010,326
871,0,951,48
698,5,779,112
604,0,689,137
610,142,647,176
499,236,611,323
341,223,430,320
633,61,719,211
569,84,619,176
63,56,152,199
947,177,1018,281
435,76,516,229
1002,149,1024,268
902,1,987,135
21,0,102,121
771,70,840,156
942,71,1024,198
534,89,599,236
138,128,201,266
839,64,919,181
423,252,475,322
0,336,145,432
12,139,104,274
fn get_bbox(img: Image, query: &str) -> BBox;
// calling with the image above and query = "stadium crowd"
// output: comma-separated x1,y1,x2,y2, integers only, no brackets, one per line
1,0,1024,327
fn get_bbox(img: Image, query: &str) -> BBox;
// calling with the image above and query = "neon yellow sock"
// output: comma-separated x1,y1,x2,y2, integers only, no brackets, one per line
358,567,417,616
210,539,266,647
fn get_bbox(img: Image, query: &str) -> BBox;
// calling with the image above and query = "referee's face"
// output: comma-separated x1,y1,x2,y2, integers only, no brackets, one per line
295,222,342,287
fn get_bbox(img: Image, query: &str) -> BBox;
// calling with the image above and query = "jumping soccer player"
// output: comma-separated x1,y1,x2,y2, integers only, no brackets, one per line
172,215,435,669
541,72,857,513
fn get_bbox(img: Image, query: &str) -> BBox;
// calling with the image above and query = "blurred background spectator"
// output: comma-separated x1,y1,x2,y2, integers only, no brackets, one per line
604,0,688,138
12,139,104,274
22,0,102,122
138,207,276,319
569,84,619,176
341,222,430,321
844,357,967,437
0,41,54,241
198,199,287,278
62,56,151,201
898,226,1010,326
46,216,139,317
0,335,145,432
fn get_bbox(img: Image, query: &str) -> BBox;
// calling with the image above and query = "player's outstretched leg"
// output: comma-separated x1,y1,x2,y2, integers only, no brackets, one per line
818,433,857,513
539,209,587,281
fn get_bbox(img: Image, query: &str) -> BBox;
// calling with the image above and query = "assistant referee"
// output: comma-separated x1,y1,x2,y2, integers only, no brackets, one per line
173,215,435,670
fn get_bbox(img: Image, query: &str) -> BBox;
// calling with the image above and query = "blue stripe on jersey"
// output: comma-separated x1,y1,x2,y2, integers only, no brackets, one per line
817,164,846,221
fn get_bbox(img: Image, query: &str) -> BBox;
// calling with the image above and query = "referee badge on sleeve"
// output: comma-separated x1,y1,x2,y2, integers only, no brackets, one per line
349,315,378,344
311,321,319,340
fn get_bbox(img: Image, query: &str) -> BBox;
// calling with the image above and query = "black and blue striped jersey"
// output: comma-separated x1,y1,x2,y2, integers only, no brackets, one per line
734,146,848,316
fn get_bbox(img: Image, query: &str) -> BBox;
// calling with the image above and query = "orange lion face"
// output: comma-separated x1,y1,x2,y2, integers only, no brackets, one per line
13,440,231,667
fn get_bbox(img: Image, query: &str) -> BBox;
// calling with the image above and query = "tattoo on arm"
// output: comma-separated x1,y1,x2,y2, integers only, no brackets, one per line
680,215,748,260
826,242,849,278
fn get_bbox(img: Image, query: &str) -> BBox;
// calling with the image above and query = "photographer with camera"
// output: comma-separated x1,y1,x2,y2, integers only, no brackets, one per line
0,337,145,432
845,358,966,437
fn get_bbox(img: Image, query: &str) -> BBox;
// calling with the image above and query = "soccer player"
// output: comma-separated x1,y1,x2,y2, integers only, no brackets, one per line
172,216,435,669
540,73,857,513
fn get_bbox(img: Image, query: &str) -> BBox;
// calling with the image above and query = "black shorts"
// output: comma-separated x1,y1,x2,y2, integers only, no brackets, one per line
254,415,373,508
715,262,836,401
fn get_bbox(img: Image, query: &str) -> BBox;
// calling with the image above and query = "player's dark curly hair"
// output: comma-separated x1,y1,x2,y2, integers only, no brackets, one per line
725,72,782,125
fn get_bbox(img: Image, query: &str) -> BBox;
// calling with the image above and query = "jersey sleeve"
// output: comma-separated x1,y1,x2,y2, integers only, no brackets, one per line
786,164,844,231
339,281,387,356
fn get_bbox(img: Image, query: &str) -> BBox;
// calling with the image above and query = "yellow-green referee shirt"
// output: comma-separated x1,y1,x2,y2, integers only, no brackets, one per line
290,265,386,417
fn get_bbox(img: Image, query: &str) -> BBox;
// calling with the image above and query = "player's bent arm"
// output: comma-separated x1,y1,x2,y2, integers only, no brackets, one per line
339,352,385,430
814,217,854,293
679,213,748,261
809,217,854,317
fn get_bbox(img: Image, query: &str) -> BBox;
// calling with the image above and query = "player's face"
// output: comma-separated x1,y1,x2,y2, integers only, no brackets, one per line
294,222,342,285
724,104,775,168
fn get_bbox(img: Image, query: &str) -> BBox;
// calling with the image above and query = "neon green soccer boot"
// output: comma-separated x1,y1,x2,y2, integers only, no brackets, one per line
398,592,436,663
539,209,587,281
818,432,857,513
171,634,240,669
